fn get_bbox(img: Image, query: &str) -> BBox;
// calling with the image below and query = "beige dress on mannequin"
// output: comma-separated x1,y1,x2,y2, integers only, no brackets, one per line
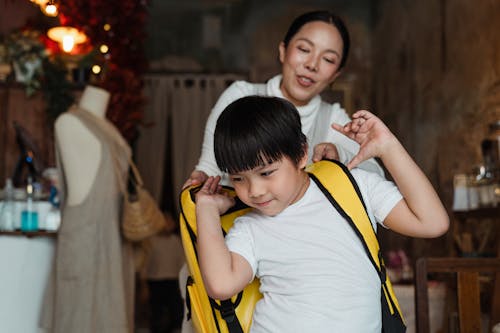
41,86,135,333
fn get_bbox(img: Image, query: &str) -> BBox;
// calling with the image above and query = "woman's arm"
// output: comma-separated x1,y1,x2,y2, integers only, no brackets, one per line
184,81,251,188
333,110,449,238
196,176,253,299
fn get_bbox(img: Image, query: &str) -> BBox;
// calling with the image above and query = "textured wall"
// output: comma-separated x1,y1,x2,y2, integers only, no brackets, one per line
372,0,500,258
146,1,374,81
0,1,38,35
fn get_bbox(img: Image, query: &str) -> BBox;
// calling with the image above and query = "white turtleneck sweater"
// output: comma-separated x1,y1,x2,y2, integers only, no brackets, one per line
195,75,384,184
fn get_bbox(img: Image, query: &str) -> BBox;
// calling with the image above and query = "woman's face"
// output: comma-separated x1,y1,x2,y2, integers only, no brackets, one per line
279,21,343,106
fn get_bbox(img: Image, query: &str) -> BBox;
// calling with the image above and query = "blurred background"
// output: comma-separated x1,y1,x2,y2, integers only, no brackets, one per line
0,1,499,332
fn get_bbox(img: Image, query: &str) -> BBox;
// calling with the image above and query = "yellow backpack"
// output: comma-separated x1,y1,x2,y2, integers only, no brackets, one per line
179,160,405,333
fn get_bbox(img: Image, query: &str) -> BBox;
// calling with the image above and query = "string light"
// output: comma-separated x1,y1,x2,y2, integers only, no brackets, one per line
92,65,101,74
99,44,109,54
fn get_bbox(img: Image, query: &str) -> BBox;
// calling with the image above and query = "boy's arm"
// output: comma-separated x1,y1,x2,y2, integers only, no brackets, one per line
196,176,254,300
333,110,449,238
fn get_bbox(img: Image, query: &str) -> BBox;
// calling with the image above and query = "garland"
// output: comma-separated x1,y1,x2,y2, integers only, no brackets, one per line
58,0,149,143
3,28,75,123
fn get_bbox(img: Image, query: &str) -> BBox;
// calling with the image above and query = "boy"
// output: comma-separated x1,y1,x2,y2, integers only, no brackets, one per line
195,96,449,332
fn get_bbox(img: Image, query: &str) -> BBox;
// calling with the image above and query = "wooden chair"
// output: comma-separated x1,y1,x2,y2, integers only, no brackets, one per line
415,257,500,333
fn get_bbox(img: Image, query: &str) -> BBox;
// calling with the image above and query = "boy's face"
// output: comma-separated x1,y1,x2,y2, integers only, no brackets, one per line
229,154,309,216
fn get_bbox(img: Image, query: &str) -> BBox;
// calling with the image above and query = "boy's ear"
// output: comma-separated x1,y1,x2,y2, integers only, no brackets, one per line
299,144,308,169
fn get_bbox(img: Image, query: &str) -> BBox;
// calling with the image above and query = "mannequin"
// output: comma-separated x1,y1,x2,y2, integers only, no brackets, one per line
54,85,129,205
41,85,135,333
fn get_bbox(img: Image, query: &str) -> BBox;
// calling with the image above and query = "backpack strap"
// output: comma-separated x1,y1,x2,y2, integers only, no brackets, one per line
306,160,404,322
180,185,251,333
217,299,244,333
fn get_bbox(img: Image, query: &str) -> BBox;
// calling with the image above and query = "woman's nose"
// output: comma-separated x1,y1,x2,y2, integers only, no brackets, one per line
304,56,319,72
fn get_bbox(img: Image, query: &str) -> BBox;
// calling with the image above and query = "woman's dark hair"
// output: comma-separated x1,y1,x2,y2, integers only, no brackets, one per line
214,96,307,174
283,10,350,70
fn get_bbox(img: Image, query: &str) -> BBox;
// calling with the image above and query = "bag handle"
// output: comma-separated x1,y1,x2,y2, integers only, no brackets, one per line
109,143,133,198
128,158,144,187
111,155,147,201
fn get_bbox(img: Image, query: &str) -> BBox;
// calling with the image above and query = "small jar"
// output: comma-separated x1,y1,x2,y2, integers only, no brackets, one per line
452,174,469,211
482,121,500,179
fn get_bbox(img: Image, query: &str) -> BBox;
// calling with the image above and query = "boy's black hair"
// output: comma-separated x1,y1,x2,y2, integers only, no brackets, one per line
283,10,350,70
214,96,307,174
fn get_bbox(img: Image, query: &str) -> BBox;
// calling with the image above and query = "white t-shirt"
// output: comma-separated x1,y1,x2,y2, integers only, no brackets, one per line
225,168,402,333
195,75,384,184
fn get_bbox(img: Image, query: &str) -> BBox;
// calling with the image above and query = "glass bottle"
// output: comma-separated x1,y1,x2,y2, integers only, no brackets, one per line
0,178,15,231
20,176,38,232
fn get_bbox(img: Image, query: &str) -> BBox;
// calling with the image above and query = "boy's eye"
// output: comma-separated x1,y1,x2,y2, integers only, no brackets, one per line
230,176,243,183
260,170,274,177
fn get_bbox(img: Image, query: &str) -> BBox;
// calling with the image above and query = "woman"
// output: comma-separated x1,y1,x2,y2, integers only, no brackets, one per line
184,10,384,189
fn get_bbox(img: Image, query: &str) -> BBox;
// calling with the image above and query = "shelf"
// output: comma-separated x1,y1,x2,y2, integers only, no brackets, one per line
0,230,57,238
453,207,500,220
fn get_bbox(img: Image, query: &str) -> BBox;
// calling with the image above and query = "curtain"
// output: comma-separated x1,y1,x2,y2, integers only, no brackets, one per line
136,73,246,214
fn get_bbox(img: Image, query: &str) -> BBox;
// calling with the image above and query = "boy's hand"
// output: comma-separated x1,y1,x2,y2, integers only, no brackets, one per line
195,176,235,215
332,110,397,169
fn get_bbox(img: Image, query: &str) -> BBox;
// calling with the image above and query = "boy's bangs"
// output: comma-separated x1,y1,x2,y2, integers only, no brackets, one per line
217,134,283,174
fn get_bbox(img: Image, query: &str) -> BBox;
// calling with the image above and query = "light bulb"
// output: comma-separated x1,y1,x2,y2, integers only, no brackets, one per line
62,35,75,53
44,3,58,16
47,26,88,53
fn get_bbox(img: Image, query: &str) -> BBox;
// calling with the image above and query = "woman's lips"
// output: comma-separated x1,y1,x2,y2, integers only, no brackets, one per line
297,75,315,87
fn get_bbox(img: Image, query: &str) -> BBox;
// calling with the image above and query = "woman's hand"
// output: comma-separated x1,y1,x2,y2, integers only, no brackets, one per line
195,176,235,216
332,110,397,169
312,142,339,162
182,170,209,189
